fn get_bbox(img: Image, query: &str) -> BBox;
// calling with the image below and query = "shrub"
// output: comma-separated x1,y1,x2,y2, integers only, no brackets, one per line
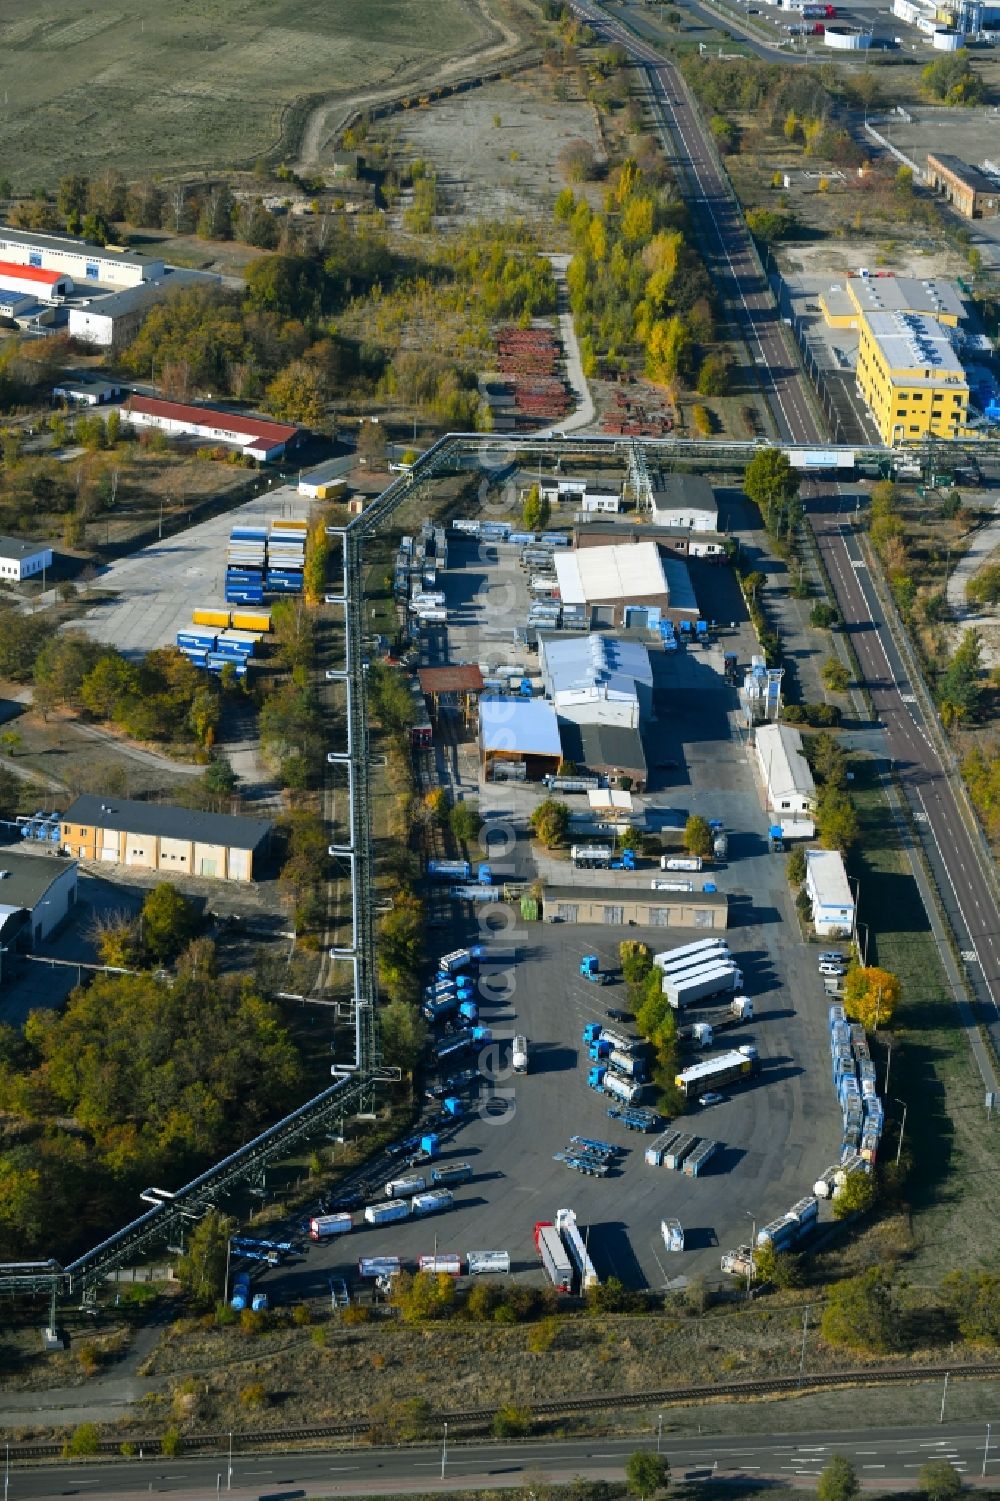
161,1428,183,1458
810,602,839,629
821,657,850,693
492,1403,533,1437
240,1382,268,1409
786,846,806,886
817,1456,858,1501
64,1424,101,1457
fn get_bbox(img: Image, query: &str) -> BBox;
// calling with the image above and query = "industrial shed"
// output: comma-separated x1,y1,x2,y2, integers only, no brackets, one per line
649,473,718,532
60,796,272,882
557,718,648,792
479,695,562,782
573,520,727,561
125,396,300,461
754,724,816,816
542,885,728,929
805,849,854,938
0,850,78,961
554,542,699,630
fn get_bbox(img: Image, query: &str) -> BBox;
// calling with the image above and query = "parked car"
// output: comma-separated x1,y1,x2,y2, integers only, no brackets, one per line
819,961,846,977
606,1008,634,1023
698,1092,725,1107
818,950,846,964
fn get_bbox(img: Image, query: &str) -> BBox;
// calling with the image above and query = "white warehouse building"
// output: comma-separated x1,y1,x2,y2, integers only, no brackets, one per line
754,723,816,816
805,848,855,937
0,227,163,288
649,473,719,532
0,535,53,582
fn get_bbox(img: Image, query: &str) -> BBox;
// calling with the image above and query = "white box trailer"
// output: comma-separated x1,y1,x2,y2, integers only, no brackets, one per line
663,963,744,1009
653,939,730,973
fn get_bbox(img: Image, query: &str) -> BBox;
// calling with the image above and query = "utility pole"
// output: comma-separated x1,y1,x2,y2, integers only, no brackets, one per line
939,1371,949,1424
983,1422,992,1480
441,1421,448,1480
657,1413,663,1453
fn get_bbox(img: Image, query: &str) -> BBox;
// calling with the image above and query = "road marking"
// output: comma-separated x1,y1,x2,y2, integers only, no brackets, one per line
330,1466,361,1471
862,1465,886,1469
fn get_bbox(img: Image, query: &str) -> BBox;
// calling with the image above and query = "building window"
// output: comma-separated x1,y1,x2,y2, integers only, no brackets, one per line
29,252,41,267
603,906,624,925
85,262,99,279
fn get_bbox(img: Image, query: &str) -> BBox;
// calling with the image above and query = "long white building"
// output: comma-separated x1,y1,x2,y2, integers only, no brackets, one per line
754,723,816,815
0,227,163,288
805,849,854,937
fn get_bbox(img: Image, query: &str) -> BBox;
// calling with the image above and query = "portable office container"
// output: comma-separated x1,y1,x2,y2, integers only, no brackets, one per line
192,608,230,628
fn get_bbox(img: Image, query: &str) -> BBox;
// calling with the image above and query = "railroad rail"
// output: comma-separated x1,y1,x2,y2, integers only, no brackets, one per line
6,1362,1000,1460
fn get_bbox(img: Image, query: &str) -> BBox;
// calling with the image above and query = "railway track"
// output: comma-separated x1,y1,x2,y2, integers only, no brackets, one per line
8,1362,1000,1462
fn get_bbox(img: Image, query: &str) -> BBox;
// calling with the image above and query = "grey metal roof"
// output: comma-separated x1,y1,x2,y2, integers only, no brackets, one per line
0,534,51,560
557,718,648,778
544,883,728,908
661,555,698,613
927,154,999,196
650,472,717,515
61,795,272,850
541,633,653,697
0,848,76,909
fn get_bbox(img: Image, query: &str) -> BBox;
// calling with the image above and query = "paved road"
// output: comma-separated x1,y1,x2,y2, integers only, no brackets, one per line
11,1420,1000,1499
572,0,1000,1044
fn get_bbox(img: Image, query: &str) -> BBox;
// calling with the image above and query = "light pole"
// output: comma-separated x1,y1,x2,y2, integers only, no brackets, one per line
441,1421,448,1480
746,1212,756,1299
657,1412,663,1453
939,1370,949,1424
892,1098,908,1168
227,1431,232,1491
884,1037,892,1095
983,1421,992,1479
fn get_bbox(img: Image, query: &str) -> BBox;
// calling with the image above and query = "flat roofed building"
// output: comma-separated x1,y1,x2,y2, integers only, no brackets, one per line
0,535,53,582
0,260,72,302
0,848,78,953
539,476,622,513
557,717,648,791
926,154,1000,220
539,633,653,729
755,724,816,815
60,795,272,882
0,227,164,287
805,848,854,937
52,373,124,405
554,541,697,629
125,395,300,461
542,884,729,929
856,309,970,445
820,272,966,329
68,282,176,349
649,473,719,531
573,520,727,560
479,695,562,782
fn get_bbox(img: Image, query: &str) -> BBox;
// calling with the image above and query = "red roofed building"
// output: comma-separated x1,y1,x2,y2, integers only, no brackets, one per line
125,395,301,461
0,259,72,302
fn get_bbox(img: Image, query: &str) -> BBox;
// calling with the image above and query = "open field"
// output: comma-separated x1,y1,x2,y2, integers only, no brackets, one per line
846,756,1000,1283
0,0,497,188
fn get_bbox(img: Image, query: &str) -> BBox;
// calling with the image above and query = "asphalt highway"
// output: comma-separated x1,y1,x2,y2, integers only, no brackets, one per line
570,0,1000,1038
11,1420,1000,1499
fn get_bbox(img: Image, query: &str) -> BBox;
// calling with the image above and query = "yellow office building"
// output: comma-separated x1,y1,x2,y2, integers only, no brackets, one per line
820,272,965,331
856,309,971,445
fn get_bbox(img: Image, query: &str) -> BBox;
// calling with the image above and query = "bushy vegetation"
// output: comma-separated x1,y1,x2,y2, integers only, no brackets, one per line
0,958,302,1257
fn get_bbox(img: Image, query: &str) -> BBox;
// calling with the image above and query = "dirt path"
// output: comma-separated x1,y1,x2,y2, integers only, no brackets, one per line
945,503,1000,669
295,0,524,171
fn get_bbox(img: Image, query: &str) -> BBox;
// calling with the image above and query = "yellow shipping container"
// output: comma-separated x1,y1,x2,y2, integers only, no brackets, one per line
192,608,231,627
231,610,271,633
270,518,309,532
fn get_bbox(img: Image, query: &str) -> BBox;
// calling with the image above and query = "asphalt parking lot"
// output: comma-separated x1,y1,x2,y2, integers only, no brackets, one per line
76,485,310,657
260,520,844,1301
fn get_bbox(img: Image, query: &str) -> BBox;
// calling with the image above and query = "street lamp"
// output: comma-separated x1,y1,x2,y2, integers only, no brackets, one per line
891,1097,908,1169
441,1421,448,1480
745,1211,756,1299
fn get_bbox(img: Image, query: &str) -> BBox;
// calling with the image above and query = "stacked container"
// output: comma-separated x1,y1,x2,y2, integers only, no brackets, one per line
266,520,306,594
828,1002,881,1176
227,526,267,605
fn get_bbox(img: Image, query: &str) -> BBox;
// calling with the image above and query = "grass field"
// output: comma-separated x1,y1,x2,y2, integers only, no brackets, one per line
0,0,495,188
846,756,1000,1283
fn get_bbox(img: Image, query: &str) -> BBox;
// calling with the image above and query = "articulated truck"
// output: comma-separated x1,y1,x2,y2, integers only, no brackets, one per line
654,939,730,973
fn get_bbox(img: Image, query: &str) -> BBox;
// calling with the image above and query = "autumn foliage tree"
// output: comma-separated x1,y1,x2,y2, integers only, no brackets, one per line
843,966,901,1030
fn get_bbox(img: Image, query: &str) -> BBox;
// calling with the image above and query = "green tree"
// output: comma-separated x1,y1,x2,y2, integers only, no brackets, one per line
919,1461,962,1501
65,1423,101,1457
626,1451,670,1498
817,786,859,853
140,884,200,963
786,846,806,886
821,657,850,693
80,653,140,721
684,814,712,858
393,1270,456,1323
176,1211,232,1308
921,49,983,104
696,353,729,396
810,602,839,629
492,1403,533,1437
833,1169,876,1220
753,1241,802,1288
744,448,801,541
530,798,570,848
619,941,652,984
449,800,481,845
821,1266,896,1353
817,1456,859,1501
378,999,428,1075
940,1269,1000,1343
938,629,983,725
522,483,551,532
